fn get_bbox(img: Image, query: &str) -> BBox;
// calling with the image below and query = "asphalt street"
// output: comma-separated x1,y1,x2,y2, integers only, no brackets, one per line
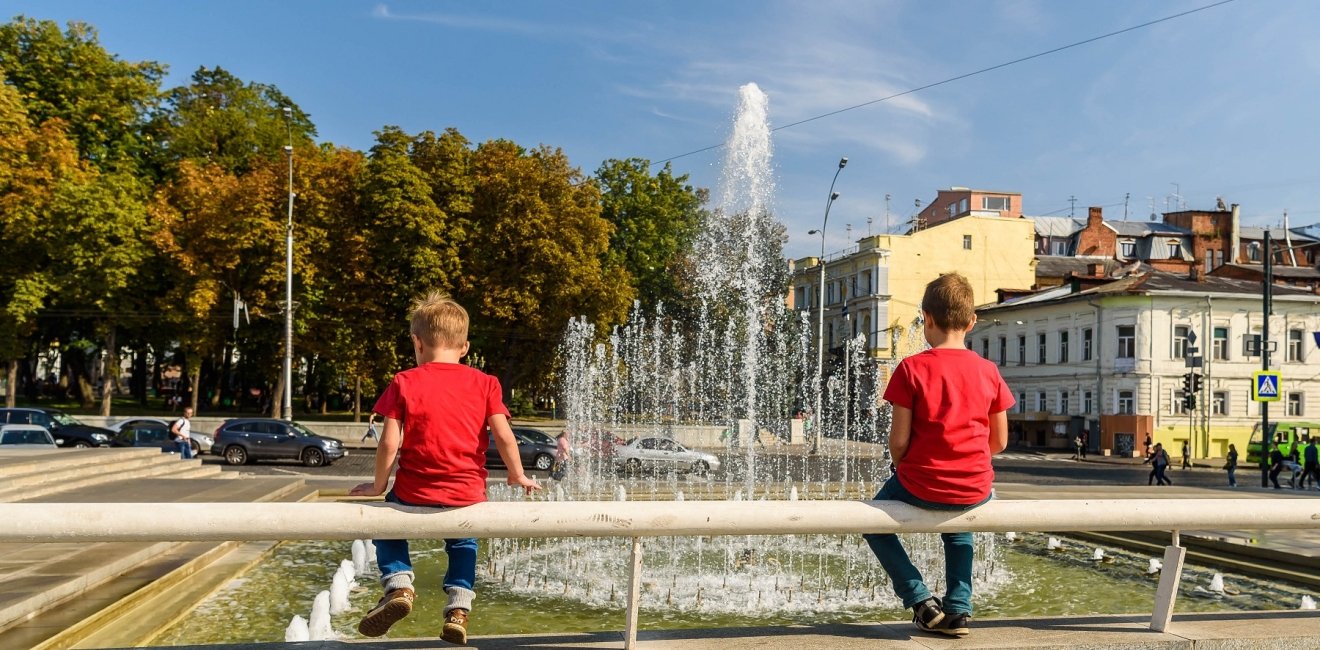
202,447,1305,492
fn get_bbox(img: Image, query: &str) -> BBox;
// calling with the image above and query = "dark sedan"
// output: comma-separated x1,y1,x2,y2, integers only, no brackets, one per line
212,418,346,467
0,407,113,448
485,427,558,471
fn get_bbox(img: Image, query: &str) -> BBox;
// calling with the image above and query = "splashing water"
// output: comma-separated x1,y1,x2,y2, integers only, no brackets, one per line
283,615,309,642
308,591,333,640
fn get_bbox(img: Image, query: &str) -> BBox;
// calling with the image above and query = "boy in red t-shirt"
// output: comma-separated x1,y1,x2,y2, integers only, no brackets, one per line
351,291,540,643
863,273,1012,637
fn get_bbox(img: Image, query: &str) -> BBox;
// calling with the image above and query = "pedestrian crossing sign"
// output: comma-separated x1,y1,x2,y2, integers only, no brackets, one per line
1252,371,1281,402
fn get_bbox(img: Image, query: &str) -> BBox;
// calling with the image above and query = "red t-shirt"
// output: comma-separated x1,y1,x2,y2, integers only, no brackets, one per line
883,348,1014,505
372,363,511,506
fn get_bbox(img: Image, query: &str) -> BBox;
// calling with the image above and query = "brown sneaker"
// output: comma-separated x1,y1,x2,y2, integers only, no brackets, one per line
357,587,414,637
442,608,469,645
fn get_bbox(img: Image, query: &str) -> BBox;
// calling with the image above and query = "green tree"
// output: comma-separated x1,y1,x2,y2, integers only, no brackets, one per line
460,140,633,394
148,66,316,175
0,16,163,168
595,158,707,315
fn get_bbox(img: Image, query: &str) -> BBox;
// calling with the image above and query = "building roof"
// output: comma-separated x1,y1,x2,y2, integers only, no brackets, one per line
1029,217,1084,238
1107,221,1191,237
1238,226,1320,243
1216,263,1320,280
1034,255,1119,278
980,269,1318,314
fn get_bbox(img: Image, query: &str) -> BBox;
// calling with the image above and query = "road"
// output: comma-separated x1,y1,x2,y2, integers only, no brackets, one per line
202,447,1306,492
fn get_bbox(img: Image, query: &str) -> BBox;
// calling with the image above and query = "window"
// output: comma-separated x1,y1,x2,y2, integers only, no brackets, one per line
1017,335,1026,366
963,235,972,250
1036,392,1048,412
998,337,1007,366
981,338,990,359
1117,390,1135,415
1169,242,1182,258
1172,389,1188,415
1248,241,1261,262
982,196,1010,211
1117,325,1135,358
1052,240,1069,255
1212,391,1227,416
1173,326,1190,359
1288,392,1304,417
1037,333,1047,364
1017,392,1027,414
1120,241,1136,257
1059,330,1070,363
1289,329,1304,362
948,202,958,218
959,198,969,213
861,270,871,294
1059,391,1070,415
1082,328,1093,361
1213,327,1229,360
1083,391,1093,414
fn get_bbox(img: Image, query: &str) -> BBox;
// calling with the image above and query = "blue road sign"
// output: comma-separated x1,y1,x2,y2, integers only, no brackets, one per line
1252,371,1281,402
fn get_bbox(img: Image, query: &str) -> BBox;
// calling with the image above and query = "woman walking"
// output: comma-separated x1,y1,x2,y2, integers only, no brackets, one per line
1225,444,1238,488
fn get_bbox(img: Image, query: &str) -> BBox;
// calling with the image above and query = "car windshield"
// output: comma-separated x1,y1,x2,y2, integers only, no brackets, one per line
49,411,82,426
516,429,554,445
288,422,319,438
1,430,50,445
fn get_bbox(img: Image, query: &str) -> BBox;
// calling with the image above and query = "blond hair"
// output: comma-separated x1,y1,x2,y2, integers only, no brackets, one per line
921,273,976,331
410,291,469,349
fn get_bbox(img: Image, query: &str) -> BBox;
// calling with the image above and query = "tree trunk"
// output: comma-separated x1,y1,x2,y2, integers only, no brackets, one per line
188,363,202,413
132,348,148,406
5,359,16,408
99,328,116,417
353,375,361,423
269,369,284,419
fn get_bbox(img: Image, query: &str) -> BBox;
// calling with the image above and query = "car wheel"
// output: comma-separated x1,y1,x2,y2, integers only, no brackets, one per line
190,440,201,455
533,453,554,471
692,460,710,476
302,447,326,468
73,441,91,449
625,458,642,475
223,445,249,466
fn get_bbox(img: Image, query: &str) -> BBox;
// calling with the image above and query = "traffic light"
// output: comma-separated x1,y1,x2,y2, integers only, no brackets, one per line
1190,373,1203,392
1183,393,1197,410
1181,373,1194,396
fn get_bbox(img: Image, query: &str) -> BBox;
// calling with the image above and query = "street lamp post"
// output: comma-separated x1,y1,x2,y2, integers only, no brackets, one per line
809,157,847,453
282,107,295,421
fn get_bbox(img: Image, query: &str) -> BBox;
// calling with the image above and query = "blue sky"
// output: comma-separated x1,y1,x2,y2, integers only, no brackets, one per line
11,0,1320,258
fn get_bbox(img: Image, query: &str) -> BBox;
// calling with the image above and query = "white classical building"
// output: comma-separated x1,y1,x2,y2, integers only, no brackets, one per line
973,270,1320,459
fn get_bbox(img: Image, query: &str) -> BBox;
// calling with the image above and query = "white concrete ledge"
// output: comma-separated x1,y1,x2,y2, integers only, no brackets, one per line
0,499,1315,543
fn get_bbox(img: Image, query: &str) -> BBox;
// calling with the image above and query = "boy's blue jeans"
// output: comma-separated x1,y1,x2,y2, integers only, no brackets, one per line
862,474,990,616
373,491,477,593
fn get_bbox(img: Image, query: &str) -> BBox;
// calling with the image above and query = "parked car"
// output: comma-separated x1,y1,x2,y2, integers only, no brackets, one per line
485,428,559,471
211,418,345,467
614,437,720,475
0,424,61,449
108,417,214,455
0,407,113,448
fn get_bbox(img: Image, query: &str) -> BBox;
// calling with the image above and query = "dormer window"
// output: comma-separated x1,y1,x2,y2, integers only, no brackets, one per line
1247,241,1261,262
982,196,1010,211
1120,241,1136,257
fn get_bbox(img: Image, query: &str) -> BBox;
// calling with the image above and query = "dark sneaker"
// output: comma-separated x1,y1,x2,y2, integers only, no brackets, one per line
912,598,945,633
357,587,415,637
937,612,971,637
442,608,469,645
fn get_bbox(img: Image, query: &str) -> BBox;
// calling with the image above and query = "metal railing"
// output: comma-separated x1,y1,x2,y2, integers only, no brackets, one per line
2,498,1314,648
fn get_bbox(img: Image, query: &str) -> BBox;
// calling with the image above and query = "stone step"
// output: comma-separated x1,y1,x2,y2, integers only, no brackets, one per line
0,478,316,645
0,448,163,486
0,455,217,502
0,448,189,491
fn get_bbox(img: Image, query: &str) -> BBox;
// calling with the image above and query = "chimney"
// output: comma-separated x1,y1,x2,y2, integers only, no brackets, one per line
1087,263,1103,276
1191,266,1206,282
1087,206,1103,228
1230,204,1240,265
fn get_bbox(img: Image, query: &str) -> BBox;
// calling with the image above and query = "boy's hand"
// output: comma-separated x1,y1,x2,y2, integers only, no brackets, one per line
508,474,541,493
350,482,385,497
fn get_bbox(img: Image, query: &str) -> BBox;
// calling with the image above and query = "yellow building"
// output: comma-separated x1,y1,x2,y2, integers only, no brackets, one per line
790,214,1036,359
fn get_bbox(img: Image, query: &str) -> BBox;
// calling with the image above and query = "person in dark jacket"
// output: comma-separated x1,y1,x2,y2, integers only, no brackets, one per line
1224,444,1238,488
1268,444,1286,490
1145,443,1171,486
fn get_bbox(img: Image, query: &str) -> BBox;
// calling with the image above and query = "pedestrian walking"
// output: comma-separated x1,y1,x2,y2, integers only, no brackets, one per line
1080,429,1089,459
1143,434,1152,459
362,412,380,442
1144,443,1171,486
1181,440,1191,469
1300,438,1319,490
1071,433,1083,460
1224,444,1238,488
170,407,194,460
1268,443,1285,490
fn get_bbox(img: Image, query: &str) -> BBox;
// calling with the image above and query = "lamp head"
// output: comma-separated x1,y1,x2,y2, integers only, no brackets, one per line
838,157,848,169
283,145,293,154
282,106,292,117
808,229,820,235
830,191,841,201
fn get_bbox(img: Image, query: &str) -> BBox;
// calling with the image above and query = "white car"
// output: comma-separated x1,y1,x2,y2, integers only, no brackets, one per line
615,437,720,475
0,424,61,449
108,417,214,455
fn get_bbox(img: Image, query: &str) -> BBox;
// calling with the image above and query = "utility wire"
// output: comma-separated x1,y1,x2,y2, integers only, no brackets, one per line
653,0,1239,166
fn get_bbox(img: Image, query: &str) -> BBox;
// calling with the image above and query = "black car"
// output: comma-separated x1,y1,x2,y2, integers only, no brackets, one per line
485,427,558,471
109,422,174,452
0,407,113,448
211,418,346,467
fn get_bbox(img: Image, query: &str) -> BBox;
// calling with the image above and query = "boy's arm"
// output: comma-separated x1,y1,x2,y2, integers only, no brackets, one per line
888,405,912,463
988,410,1009,454
490,414,541,492
350,416,401,496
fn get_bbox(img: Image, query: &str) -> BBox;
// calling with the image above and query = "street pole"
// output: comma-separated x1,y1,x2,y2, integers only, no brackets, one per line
1260,230,1272,486
282,108,295,421
813,157,847,454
